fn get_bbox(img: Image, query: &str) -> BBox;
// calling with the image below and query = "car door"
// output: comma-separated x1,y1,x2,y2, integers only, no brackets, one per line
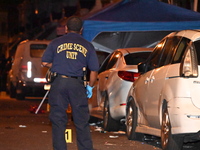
97,51,122,111
143,36,182,128
135,40,166,126
28,42,49,82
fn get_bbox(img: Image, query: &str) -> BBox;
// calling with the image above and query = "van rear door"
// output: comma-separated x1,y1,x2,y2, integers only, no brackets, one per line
23,41,50,83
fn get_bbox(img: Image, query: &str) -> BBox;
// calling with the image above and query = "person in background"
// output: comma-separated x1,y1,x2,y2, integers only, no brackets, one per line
41,16,99,150
0,54,7,91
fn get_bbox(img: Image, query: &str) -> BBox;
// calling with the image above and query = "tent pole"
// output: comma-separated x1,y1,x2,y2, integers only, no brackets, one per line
168,0,173,5
193,0,198,12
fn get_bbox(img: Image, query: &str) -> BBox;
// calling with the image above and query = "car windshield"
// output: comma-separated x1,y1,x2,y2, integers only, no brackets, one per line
125,52,152,65
30,44,48,58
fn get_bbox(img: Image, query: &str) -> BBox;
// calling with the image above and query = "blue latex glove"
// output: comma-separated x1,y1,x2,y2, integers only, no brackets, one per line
86,85,94,98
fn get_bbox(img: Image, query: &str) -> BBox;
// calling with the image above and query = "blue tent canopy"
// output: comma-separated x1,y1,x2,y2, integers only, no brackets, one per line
82,0,200,52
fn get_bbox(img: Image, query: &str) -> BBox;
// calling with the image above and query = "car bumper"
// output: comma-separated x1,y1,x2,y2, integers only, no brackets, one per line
184,131,200,143
111,105,126,120
168,97,200,135
109,81,132,120
17,81,47,96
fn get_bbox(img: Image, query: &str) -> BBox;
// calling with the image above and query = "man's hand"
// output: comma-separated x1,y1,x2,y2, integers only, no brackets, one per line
86,85,94,98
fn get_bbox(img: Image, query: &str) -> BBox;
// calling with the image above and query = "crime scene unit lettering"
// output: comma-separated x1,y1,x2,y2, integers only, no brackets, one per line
57,43,88,59
66,51,77,59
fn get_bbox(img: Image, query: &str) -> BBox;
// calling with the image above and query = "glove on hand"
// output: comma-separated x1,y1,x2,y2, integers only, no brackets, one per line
86,85,94,98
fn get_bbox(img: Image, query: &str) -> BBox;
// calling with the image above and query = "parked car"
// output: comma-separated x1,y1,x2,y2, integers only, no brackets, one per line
125,30,200,150
7,40,51,100
89,47,153,131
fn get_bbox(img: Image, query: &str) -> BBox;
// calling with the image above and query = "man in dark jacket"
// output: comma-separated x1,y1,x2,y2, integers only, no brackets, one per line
42,16,99,150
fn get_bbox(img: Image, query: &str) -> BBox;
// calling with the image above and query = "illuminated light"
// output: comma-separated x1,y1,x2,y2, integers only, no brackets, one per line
120,103,126,106
115,54,121,58
44,84,51,90
27,61,32,78
34,78,47,83
35,9,38,14
21,65,27,69
157,43,163,48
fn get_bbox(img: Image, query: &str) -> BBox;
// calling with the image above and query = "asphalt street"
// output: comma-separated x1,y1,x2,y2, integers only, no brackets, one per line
0,92,198,150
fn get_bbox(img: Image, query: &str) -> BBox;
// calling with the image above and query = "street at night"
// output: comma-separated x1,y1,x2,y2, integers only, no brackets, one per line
1,1,200,150
0,92,163,150
1,92,200,150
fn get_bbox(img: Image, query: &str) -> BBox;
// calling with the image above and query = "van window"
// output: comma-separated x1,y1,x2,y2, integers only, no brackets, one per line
30,44,48,58
160,36,181,66
172,37,190,64
147,39,166,71
194,40,200,65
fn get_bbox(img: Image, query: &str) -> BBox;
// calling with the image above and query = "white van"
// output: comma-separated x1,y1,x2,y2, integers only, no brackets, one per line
126,30,200,150
7,40,51,100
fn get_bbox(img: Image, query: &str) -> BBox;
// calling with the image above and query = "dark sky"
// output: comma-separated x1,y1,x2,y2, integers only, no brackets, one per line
0,0,96,9
0,0,24,5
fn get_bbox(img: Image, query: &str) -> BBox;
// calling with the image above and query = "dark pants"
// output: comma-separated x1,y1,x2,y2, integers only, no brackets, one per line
49,76,93,150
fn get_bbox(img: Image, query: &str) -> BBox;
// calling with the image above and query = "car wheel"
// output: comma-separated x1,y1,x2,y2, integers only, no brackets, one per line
9,82,16,98
126,100,142,140
15,84,25,100
89,116,99,123
103,95,120,131
161,104,183,150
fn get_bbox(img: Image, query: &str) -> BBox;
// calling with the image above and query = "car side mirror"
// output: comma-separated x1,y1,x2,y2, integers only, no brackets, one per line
138,62,147,74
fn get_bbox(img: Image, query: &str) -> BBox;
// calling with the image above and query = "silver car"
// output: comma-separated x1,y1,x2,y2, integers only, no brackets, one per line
89,47,153,131
126,30,200,150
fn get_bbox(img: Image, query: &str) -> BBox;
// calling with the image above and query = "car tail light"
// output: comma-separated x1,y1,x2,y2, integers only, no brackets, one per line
21,65,27,72
21,61,32,78
118,71,140,82
180,46,198,77
27,61,32,78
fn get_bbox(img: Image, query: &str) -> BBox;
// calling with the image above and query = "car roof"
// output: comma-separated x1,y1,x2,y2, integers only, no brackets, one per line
114,47,154,55
166,30,200,41
19,39,51,45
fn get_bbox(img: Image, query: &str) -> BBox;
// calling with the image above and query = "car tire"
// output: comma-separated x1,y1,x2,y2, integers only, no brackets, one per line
9,82,16,98
103,95,120,131
15,83,25,100
89,116,99,123
161,104,184,150
126,99,143,140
